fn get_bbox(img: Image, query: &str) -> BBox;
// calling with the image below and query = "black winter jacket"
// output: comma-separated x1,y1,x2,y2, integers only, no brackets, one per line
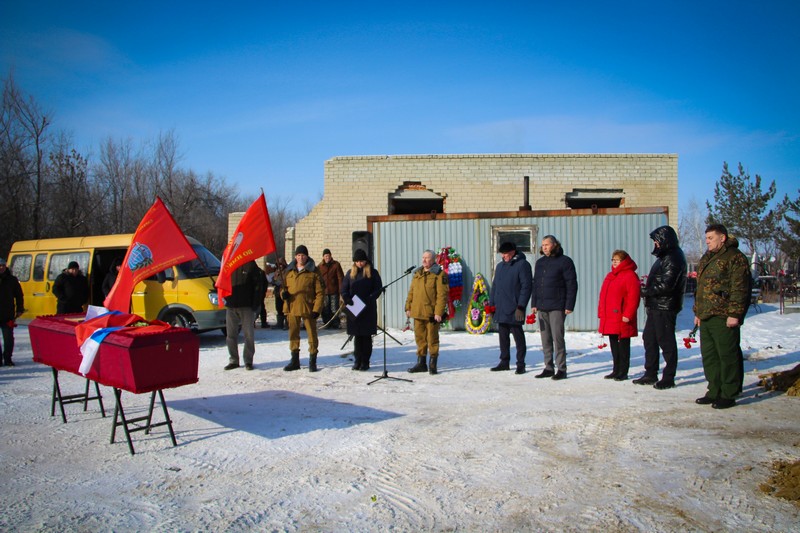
224,260,262,309
642,225,687,312
0,269,24,322
341,265,383,336
53,271,89,314
531,248,578,312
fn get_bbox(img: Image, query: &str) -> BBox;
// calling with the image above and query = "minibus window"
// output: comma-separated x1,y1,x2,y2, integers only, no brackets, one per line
33,254,47,281
49,252,90,280
10,255,32,282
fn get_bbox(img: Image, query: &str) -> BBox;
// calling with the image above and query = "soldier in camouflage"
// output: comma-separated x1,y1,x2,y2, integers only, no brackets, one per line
693,223,751,409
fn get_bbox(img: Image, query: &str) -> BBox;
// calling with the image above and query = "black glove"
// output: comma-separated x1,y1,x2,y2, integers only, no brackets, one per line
514,307,525,322
311,312,320,319
281,290,289,300
345,297,354,306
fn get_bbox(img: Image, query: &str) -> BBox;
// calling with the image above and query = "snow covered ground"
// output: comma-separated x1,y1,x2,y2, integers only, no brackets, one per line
1,297,798,532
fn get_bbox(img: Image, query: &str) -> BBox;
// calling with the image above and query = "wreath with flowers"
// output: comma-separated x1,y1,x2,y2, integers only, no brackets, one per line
465,273,492,334
436,246,464,324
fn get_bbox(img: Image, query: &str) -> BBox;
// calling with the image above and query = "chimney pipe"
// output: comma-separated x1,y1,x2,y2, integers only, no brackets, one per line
520,175,532,211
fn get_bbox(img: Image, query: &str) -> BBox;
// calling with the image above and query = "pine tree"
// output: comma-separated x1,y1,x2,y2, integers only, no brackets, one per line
776,190,800,261
706,162,786,256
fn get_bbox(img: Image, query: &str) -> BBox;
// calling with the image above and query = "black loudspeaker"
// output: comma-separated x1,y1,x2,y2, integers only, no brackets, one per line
352,231,373,263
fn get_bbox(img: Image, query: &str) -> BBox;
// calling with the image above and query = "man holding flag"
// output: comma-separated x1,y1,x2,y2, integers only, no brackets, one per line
215,193,277,371
221,260,262,371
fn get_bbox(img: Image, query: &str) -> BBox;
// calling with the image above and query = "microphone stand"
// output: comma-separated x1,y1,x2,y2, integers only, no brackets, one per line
368,266,416,385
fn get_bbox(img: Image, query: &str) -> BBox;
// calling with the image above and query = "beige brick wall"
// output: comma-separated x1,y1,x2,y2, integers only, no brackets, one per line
287,153,677,265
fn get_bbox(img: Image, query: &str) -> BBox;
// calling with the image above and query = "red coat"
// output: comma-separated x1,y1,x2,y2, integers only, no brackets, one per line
598,256,641,338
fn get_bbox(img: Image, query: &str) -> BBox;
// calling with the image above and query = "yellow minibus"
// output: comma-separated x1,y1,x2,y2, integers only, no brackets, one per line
8,234,226,332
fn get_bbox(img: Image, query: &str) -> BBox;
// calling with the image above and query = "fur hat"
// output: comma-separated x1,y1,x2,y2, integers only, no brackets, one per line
353,249,369,262
498,242,516,253
294,245,309,256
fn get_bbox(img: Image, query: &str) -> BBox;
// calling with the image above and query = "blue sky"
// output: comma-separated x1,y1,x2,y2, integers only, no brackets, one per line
2,1,798,213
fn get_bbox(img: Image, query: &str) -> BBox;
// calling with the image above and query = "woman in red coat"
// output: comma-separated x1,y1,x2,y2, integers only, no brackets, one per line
598,250,641,380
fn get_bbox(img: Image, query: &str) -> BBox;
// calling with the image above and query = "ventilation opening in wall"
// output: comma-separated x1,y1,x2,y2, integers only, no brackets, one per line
389,181,445,215
565,188,624,209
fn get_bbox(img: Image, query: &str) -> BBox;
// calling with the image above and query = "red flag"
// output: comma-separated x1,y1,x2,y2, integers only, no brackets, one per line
104,198,198,312
215,193,276,307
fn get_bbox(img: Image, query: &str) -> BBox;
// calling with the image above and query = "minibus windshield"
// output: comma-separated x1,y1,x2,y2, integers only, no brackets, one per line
176,245,221,279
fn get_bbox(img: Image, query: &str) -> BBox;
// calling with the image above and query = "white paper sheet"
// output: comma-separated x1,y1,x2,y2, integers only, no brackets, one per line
346,295,366,317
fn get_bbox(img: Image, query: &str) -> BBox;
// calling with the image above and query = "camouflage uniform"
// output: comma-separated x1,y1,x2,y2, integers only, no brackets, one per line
693,236,750,402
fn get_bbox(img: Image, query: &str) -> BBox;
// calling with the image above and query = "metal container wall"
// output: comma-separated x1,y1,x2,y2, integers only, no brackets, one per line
373,210,667,331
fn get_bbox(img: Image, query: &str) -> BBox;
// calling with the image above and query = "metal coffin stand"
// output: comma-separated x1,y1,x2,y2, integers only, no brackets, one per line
30,315,199,455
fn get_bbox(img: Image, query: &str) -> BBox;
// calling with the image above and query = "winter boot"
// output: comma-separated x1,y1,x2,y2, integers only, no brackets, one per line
428,357,438,375
352,354,362,371
283,350,301,371
309,354,318,373
360,354,371,371
407,356,428,373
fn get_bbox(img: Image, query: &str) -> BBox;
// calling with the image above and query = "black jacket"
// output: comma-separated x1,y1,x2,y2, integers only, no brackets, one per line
53,270,89,314
224,261,262,309
642,225,687,312
0,269,24,322
341,264,383,336
531,247,578,312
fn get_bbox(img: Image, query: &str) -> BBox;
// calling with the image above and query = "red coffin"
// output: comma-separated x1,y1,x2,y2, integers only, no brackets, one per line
29,315,200,394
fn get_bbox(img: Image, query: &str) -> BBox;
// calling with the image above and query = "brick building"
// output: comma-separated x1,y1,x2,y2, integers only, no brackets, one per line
286,153,678,262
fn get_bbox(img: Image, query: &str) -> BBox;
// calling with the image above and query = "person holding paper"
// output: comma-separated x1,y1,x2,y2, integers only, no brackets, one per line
340,249,383,371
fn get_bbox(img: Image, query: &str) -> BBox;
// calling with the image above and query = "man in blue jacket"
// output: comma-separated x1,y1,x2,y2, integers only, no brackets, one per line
488,242,532,374
531,235,578,380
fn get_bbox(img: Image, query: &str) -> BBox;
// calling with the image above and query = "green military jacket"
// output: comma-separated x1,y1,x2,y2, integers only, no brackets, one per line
283,259,325,318
693,236,751,321
405,263,449,320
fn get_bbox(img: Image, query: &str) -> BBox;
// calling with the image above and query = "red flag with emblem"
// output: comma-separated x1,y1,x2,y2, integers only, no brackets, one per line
104,197,198,312
215,193,276,307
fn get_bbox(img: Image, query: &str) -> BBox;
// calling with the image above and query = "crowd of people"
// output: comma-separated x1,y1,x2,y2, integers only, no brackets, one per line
0,223,753,409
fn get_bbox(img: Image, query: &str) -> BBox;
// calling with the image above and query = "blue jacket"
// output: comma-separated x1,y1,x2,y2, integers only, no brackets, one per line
531,249,578,312
489,252,532,324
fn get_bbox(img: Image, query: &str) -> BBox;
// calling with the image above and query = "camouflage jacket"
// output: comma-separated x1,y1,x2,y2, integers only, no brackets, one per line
693,236,751,321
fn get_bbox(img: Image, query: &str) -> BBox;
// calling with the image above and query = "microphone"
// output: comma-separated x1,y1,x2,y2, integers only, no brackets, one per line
404,265,416,274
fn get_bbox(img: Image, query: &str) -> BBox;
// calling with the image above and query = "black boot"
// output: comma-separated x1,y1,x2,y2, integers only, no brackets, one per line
407,356,428,373
309,354,318,373
352,354,362,371
284,350,301,371
490,362,510,371
360,354,371,371
428,357,438,375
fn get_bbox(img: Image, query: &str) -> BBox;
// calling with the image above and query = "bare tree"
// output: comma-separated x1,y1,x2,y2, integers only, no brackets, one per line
678,198,708,263
2,75,52,239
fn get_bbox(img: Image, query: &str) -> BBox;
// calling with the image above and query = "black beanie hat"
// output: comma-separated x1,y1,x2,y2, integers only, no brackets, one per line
353,249,369,262
294,245,309,256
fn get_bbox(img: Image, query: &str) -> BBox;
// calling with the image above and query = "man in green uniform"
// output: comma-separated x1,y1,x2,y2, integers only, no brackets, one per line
693,224,751,409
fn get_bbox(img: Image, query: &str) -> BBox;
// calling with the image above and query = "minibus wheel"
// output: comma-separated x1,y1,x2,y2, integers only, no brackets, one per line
164,310,192,329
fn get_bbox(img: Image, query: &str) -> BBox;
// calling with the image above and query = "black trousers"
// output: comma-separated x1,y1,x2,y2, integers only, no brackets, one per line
608,334,631,377
1,323,14,363
642,309,678,381
498,322,526,366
